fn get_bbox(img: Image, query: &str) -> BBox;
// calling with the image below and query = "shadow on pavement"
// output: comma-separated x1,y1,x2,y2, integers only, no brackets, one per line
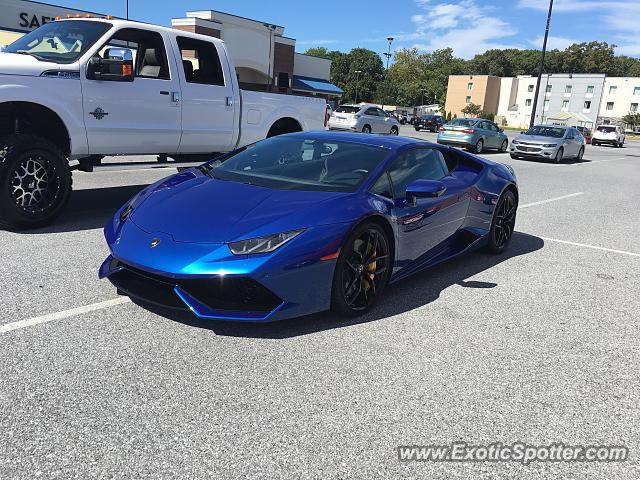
16,184,150,234
133,231,545,339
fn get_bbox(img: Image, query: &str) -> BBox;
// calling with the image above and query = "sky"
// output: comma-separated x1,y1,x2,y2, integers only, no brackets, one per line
57,0,640,59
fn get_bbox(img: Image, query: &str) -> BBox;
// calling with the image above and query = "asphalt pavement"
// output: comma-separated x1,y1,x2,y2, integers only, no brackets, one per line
1,125,639,479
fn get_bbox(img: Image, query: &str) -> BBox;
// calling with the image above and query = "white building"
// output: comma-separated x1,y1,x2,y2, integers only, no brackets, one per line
598,77,640,125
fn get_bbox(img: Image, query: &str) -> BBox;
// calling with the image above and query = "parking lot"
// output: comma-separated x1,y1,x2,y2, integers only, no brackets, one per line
1,125,639,479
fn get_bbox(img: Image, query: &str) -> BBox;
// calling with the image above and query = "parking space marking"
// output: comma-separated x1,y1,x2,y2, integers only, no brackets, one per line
0,297,130,335
519,192,584,209
539,236,640,258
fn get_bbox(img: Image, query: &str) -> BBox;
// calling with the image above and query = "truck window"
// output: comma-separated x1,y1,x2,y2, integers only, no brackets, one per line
176,37,225,86
98,28,170,80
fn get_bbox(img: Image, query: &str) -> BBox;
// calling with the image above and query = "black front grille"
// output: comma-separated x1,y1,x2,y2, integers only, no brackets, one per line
109,263,282,313
108,267,186,310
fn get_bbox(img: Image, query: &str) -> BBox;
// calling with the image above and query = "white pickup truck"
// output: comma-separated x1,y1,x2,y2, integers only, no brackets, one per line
0,18,326,229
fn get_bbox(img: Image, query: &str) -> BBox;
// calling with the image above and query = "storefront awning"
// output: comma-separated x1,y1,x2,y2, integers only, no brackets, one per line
292,75,343,96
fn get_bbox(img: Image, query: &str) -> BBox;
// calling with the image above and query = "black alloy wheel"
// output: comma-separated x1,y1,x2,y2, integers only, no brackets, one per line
486,190,517,253
332,223,391,315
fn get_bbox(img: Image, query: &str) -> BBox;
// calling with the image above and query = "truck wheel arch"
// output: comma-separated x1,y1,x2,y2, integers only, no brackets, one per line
266,117,303,138
0,102,71,155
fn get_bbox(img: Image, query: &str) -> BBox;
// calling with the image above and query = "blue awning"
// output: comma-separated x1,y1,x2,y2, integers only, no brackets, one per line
292,75,343,95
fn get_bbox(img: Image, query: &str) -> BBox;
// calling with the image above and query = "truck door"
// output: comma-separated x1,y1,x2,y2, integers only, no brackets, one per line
81,28,182,155
172,36,238,154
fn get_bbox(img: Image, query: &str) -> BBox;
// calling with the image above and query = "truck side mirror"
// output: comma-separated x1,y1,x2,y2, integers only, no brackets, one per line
87,48,134,82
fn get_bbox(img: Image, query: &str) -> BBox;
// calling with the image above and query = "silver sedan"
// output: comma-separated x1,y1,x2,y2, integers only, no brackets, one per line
510,125,586,163
328,104,400,135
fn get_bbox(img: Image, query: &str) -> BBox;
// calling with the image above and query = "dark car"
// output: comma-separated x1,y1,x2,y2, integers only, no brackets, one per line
415,114,445,132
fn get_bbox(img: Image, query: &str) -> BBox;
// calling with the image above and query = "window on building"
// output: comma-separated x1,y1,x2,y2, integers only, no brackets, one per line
586,85,594,94
176,36,225,86
631,103,639,113
465,96,471,104
584,101,591,110
606,102,614,111
467,82,473,90
565,85,572,94
609,85,617,95
634,87,640,95
543,99,550,111
527,84,534,92
546,84,552,93
561,100,569,111
525,99,532,106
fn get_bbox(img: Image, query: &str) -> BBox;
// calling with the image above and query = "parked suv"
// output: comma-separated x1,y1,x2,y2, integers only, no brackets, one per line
437,118,508,153
328,104,400,135
414,114,445,132
592,125,625,147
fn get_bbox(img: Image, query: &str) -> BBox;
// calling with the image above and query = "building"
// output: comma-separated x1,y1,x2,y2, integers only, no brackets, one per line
597,77,640,125
444,75,502,118
0,1,342,101
532,73,606,127
171,10,342,100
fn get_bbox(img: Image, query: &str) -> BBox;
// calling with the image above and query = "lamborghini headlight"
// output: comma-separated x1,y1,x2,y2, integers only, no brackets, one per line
228,229,305,255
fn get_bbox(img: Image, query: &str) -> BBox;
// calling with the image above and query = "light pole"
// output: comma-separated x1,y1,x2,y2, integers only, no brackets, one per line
354,70,362,104
381,36,393,110
264,23,277,92
530,0,554,129
126,0,129,19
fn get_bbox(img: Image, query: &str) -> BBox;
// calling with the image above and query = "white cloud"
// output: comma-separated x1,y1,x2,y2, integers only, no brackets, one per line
396,0,519,58
530,35,578,51
296,39,338,46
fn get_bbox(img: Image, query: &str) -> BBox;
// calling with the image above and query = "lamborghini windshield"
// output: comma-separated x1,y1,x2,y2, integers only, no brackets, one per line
4,20,111,64
207,137,390,192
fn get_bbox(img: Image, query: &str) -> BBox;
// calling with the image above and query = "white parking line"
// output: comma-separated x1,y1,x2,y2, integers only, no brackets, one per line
519,192,584,209
540,237,640,257
0,297,130,334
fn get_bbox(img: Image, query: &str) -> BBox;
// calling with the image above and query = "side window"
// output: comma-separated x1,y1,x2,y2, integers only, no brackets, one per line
364,108,378,116
566,129,574,139
387,148,449,199
489,123,499,132
99,28,170,80
176,36,225,86
479,121,491,131
377,108,388,117
370,172,393,199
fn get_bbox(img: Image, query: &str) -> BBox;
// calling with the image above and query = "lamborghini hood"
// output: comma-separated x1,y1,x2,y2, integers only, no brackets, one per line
130,169,351,243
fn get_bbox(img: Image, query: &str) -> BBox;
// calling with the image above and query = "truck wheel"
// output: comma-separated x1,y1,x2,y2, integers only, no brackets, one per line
0,135,71,230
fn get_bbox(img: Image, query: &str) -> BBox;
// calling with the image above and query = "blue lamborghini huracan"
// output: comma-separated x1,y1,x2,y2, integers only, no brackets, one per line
100,131,518,322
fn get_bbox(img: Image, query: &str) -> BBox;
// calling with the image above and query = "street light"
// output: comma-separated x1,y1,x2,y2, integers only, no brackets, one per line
263,23,277,92
381,36,394,110
354,70,362,104
529,0,554,129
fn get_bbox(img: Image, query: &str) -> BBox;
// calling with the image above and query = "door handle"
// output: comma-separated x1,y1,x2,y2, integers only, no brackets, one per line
159,91,169,95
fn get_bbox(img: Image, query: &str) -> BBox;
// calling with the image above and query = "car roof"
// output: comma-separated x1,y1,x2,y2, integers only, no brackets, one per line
285,130,426,150
533,124,568,129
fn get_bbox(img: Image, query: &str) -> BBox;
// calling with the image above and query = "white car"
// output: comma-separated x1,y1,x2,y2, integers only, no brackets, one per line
592,125,625,147
328,104,400,135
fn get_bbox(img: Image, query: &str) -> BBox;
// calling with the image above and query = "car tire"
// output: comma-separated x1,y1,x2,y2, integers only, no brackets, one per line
510,153,519,159
390,126,399,136
591,140,597,146
485,189,517,254
362,125,372,134
331,222,392,316
0,134,71,230
500,139,508,153
576,146,585,161
472,139,484,154
414,127,421,132
553,147,563,163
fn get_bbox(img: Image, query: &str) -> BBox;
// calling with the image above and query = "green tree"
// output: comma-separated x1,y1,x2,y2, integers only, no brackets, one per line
622,112,640,129
461,103,482,117
304,47,331,59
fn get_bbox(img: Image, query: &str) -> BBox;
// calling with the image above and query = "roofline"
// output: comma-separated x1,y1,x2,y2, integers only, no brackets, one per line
186,9,284,29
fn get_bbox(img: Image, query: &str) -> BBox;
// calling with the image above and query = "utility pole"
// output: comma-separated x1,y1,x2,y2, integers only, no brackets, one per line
126,0,129,19
381,37,393,110
354,70,362,104
530,0,554,129
264,24,277,92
